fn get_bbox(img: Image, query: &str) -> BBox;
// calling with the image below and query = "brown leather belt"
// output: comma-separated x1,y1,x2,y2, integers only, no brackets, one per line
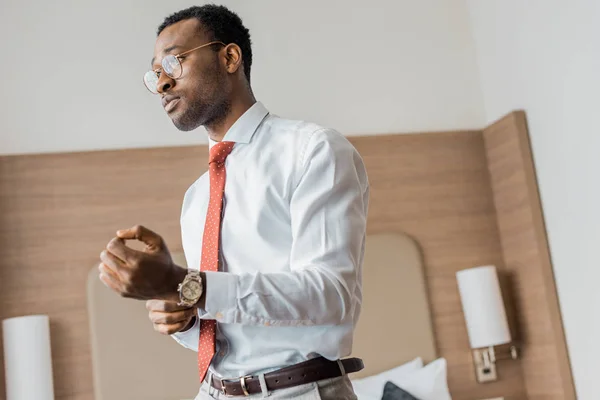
209,357,364,397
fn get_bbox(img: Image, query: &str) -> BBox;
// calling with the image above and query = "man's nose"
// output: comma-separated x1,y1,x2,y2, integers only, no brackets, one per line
157,73,176,94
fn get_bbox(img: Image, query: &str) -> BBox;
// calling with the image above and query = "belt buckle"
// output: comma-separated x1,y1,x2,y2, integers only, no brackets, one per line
240,375,252,396
220,375,252,397
219,377,232,397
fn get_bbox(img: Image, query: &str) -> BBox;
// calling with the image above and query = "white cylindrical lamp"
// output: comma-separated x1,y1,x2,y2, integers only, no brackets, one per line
457,265,515,383
3,315,55,400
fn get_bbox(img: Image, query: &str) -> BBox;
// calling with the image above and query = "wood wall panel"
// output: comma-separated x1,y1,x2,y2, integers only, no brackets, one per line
352,132,525,400
0,146,207,399
483,112,576,400
0,121,570,400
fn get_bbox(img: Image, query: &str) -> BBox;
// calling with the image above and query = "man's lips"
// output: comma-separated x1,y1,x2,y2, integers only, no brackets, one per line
162,95,181,113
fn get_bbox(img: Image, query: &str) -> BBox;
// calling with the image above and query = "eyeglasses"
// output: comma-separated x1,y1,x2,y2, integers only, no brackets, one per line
143,41,226,94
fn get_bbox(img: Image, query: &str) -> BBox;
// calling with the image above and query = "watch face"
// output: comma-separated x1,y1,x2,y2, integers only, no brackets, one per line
182,280,201,300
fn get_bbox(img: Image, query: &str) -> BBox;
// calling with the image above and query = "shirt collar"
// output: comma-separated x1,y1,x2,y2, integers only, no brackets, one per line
208,101,269,149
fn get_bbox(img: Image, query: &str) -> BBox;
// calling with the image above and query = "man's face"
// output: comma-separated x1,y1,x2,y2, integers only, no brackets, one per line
152,19,230,131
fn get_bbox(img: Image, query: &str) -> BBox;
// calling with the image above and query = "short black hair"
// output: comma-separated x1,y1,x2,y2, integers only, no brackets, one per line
157,4,252,83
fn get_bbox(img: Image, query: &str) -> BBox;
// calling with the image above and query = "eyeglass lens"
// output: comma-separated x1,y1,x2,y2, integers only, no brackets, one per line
143,55,181,93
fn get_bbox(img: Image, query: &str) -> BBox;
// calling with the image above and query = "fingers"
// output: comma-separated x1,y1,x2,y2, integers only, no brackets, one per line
100,249,125,272
106,237,139,265
146,299,197,335
145,299,190,313
99,262,119,283
106,224,163,266
99,263,127,296
153,318,193,335
149,308,196,325
116,225,163,250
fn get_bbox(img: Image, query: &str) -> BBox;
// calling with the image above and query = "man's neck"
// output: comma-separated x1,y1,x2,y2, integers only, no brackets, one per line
206,92,256,142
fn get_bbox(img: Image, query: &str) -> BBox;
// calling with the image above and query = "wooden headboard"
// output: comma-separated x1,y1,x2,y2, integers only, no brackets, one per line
0,111,574,400
352,233,437,378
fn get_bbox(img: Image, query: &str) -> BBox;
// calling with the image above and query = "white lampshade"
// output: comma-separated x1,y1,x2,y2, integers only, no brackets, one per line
3,315,55,400
456,266,511,349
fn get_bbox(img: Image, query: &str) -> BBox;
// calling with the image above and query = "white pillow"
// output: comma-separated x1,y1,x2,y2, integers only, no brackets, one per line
352,358,451,400
384,358,451,400
351,357,424,400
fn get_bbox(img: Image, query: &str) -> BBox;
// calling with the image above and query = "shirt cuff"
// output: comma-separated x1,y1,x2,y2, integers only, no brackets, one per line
197,309,209,319
170,313,200,351
204,271,238,323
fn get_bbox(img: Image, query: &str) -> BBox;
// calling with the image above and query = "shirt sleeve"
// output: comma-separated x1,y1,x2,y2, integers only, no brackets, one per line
170,313,200,351
201,128,369,327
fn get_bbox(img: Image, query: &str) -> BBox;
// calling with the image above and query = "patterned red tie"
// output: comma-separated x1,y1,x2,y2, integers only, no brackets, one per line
198,141,235,382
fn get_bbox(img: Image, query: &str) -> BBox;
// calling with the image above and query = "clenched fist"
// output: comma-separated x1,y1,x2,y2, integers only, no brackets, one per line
98,225,187,301
146,299,197,335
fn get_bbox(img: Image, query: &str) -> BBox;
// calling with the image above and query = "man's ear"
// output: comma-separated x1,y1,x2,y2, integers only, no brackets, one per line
223,43,243,74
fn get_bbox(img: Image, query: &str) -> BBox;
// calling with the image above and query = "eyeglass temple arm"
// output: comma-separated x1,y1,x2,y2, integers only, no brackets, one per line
177,41,226,57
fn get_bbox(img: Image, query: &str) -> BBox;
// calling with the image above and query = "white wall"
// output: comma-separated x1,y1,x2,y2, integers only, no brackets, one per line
0,0,484,155
466,1,600,398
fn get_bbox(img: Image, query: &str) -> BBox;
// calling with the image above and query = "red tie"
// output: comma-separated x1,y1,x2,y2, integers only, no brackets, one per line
198,141,235,382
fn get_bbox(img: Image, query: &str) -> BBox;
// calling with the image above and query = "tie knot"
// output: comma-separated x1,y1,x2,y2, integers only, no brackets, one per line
209,141,235,165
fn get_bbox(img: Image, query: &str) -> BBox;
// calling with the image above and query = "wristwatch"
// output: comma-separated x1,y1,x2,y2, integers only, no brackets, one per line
177,269,203,307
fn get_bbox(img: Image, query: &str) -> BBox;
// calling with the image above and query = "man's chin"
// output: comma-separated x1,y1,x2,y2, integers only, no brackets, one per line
170,112,202,132
172,120,195,132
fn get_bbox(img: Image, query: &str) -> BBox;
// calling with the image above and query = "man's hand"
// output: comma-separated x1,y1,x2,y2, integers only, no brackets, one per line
146,299,197,335
98,225,186,301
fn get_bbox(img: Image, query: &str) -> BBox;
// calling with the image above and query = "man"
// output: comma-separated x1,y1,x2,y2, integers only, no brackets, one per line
98,4,369,399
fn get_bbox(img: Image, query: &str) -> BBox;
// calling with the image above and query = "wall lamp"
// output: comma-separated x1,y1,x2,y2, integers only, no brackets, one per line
457,265,519,383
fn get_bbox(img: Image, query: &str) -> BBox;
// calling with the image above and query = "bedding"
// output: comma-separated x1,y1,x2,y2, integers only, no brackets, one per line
351,357,423,399
351,358,451,400
381,381,420,400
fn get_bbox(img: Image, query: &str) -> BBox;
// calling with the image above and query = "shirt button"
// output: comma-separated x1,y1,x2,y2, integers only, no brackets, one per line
219,350,226,357
215,312,223,320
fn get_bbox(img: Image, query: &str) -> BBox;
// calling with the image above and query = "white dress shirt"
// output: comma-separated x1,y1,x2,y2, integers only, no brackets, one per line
172,101,370,379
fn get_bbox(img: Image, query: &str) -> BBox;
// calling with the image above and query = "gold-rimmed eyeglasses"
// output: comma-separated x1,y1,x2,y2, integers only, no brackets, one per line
143,41,226,94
